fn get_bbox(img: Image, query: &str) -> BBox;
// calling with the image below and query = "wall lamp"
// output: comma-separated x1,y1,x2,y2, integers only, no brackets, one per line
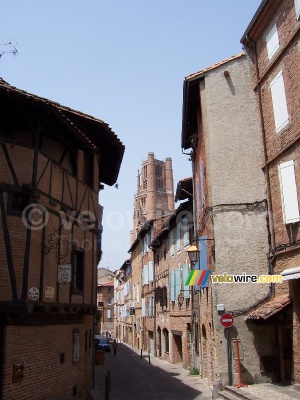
177,290,190,306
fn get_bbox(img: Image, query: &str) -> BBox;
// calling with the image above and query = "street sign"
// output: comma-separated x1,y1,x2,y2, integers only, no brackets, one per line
220,313,234,328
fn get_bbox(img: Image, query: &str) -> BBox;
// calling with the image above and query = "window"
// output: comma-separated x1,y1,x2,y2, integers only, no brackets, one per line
278,161,300,224
266,24,279,60
107,310,111,319
107,286,112,292
72,250,84,293
8,192,30,215
270,70,289,133
295,0,300,19
108,298,114,305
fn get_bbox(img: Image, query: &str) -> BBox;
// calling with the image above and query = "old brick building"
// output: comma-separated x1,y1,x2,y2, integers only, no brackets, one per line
0,79,124,399
114,260,133,344
150,184,194,369
130,152,174,244
181,54,270,384
241,0,300,383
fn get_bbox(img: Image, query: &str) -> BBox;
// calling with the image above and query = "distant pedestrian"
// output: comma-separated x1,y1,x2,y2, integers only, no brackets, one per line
112,339,118,355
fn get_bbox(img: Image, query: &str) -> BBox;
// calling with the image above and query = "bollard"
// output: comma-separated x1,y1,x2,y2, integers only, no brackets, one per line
107,371,111,392
148,352,151,364
212,379,223,400
140,349,142,358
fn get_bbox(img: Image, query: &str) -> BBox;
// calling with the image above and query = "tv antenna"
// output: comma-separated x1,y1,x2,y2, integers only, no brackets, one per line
0,42,18,58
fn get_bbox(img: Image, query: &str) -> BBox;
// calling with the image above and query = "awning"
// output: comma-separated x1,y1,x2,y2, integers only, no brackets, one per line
245,295,291,321
281,267,300,281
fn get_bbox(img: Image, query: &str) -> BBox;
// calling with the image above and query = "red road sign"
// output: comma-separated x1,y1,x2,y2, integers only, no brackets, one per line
220,313,234,328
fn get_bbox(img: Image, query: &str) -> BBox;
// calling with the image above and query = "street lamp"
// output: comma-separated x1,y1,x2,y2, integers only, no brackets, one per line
187,244,200,266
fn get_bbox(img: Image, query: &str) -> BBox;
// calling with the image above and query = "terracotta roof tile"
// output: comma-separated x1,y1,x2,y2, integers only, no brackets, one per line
246,295,290,320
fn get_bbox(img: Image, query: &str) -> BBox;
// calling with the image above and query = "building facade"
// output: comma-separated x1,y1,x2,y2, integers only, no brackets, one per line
181,54,271,384
0,79,124,399
241,0,300,383
96,281,114,336
151,191,194,369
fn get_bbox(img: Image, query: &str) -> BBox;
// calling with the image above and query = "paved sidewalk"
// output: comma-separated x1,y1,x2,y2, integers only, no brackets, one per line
240,382,300,400
91,342,212,400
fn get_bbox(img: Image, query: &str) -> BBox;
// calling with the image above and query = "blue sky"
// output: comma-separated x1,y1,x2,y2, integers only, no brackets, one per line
1,0,261,271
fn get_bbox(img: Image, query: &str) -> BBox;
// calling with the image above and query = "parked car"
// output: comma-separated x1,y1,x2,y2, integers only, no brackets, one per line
95,338,111,352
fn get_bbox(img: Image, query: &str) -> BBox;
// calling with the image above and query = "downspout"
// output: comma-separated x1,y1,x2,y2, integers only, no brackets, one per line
246,35,275,296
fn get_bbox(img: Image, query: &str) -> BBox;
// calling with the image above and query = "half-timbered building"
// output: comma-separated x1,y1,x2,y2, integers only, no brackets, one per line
0,79,124,399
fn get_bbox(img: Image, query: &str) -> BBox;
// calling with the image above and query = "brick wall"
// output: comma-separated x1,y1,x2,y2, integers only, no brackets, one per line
2,316,93,400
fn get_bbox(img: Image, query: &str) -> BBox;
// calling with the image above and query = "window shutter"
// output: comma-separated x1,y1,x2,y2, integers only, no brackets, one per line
107,310,111,319
295,0,300,19
176,224,181,253
270,70,289,133
278,161,300,224
183,216,189,247
142,298,146,317
148,261,154,282
182,264,190,298
175,268,181,299
266,24,279,59
145,264,149,284
169,272,175,301
170,229,175,256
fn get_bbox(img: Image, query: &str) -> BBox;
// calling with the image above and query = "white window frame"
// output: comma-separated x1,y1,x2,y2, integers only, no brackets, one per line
278,160,300,224
270,70,289,133
266,24,279,60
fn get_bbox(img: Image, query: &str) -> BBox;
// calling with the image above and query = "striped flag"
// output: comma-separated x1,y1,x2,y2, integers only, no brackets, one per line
185,270,211,287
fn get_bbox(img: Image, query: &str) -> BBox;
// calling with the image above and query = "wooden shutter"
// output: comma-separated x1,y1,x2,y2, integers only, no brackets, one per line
142,298,146,317
182,264,190,298
175,268,181,299
278,161,300,224
270,70,289,133
266,24,279,59
183,216,189,247
170,229,175,256
176,224,181,253
169,272,175,301
148,261,154,282
295,0,300,19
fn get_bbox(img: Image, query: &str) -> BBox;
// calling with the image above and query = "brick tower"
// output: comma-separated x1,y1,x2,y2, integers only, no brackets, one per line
130,152,174,243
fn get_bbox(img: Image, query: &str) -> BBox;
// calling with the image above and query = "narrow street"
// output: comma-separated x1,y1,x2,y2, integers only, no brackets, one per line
92,343,212,400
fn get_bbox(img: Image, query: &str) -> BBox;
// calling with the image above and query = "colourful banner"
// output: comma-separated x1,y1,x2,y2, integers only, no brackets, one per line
185,270,211,287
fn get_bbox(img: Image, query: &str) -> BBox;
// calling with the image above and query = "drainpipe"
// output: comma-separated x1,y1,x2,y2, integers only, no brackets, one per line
246,36,275,295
